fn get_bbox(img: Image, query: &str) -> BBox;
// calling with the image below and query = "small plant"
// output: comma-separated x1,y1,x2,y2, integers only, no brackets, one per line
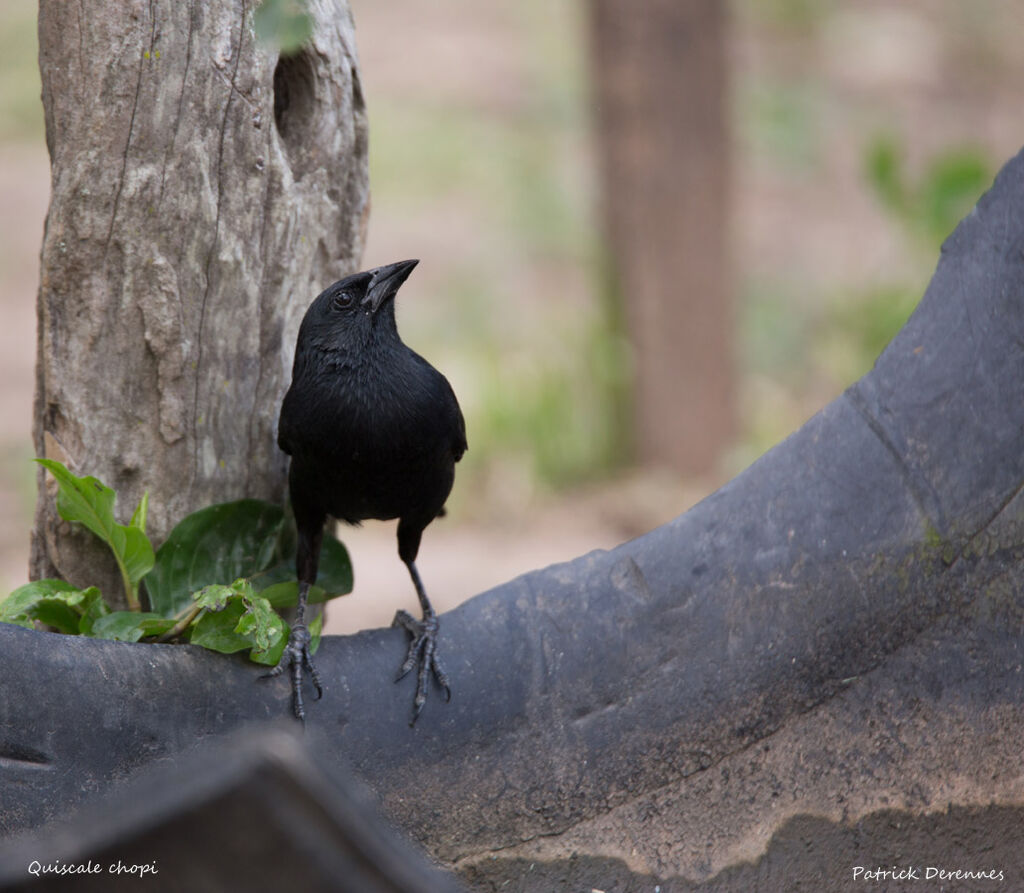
0,460,352,666
865,134,993,248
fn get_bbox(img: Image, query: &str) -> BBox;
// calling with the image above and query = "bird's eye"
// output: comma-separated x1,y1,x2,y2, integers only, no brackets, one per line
331,291,354,311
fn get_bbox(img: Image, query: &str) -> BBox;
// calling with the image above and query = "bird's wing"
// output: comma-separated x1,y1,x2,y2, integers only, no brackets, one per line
450,391,468,462
277,390,296,455
408,350,467,462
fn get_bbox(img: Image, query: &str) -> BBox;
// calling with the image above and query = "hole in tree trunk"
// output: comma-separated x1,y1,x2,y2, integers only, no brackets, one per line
273,50,316,178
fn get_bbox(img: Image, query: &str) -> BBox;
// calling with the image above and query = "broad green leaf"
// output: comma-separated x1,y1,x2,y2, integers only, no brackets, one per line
252,535,353,604
120,526,157,587
260,581,334,610
91,611,176,642
310,535,353,595
1,579,80,621
0,580,108,634
35,459,117,545
189,599,251,653
146,499,352,617
146,500,285,617
35,459,155,598
31,601,82,634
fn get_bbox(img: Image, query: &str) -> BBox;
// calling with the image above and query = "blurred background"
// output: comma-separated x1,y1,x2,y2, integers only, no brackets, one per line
1,0,1021,632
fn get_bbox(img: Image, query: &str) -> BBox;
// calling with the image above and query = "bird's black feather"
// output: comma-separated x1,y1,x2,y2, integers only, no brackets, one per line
268,259,464,723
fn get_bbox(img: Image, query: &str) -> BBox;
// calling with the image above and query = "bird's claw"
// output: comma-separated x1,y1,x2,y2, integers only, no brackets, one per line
263,622,322,722
392,609,450,725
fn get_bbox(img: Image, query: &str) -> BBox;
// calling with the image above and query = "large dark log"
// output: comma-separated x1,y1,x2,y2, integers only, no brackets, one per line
3,148,1024,888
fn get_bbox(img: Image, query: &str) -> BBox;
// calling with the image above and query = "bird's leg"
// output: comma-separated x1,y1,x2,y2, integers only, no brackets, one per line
393,558,451,726
263,519,323,721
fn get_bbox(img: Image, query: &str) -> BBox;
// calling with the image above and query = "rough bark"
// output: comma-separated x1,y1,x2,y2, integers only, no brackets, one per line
589,0,734,475
4,147,1024,888
31,0,369,602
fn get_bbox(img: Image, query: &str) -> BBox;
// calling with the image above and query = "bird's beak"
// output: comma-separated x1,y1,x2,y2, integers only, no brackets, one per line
363,259,419,314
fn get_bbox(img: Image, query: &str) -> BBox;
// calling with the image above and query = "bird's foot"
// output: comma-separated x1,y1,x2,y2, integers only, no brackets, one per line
262,621,322,721
392,609,450,726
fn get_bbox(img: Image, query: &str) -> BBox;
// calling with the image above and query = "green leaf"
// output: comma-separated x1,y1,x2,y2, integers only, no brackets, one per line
119,526,156,588
146,499,352,617
260,581,332,610
233,593,283,651
35,459,155,606
237,594,289,665
31,600,82,634
193,580,251,612
247,619,290,666
78,588,111,635
35,459,117,543
184,581,294,665
146,500,285,617
91,611,176,642
310,534,353,595
0,580,109,634
131,490,149,535
252,535,354,603
189,599,251,653
1,579,80,622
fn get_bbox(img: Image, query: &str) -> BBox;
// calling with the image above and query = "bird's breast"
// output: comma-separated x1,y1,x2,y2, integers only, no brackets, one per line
283,366,457,524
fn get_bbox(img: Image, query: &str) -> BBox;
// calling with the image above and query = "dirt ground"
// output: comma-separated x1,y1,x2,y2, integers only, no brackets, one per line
2,0,1023,633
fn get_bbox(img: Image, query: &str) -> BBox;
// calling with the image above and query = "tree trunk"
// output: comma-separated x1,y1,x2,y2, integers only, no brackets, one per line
31,0,369,603
588,0,733,475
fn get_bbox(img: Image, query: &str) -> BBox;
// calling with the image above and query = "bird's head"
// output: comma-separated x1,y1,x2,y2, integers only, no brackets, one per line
295,259,419,359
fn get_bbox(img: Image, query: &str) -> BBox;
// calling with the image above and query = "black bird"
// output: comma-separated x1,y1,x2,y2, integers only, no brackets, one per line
269,259,467,723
